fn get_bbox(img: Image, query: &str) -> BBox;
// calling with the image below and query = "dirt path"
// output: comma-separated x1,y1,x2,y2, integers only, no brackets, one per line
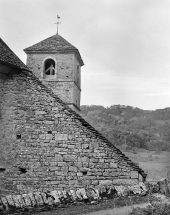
81,203,150,215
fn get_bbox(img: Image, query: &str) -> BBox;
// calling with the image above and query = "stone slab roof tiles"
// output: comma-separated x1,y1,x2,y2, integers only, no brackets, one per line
0,38,30,71
24,34,84,66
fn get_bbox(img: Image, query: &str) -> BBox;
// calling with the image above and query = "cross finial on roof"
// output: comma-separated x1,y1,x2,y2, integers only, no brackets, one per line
55,15,61,35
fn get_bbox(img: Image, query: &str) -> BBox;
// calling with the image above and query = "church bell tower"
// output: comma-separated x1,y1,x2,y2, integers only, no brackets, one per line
24,34,84,112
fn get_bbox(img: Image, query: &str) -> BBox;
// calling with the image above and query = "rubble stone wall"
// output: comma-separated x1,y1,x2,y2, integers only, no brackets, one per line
0,181,147,214
0,69,139,197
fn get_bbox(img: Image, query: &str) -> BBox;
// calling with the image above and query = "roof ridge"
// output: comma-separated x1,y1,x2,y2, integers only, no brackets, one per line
23,70,146,178
54,34,77,49
24,35,54,51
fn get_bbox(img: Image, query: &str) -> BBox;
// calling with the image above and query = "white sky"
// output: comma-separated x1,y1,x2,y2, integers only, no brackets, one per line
1,0,170,110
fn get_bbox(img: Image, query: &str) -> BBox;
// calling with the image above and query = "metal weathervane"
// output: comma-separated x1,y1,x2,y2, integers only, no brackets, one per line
55,15,61,35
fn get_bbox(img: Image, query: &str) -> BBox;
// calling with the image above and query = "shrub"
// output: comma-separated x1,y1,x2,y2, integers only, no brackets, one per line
128,203,170,215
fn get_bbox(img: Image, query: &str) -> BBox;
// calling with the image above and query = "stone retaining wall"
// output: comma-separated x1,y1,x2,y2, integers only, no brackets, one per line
0,181,147,214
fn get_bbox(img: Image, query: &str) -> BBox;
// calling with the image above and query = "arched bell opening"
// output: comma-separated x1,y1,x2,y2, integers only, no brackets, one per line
43,58,56,80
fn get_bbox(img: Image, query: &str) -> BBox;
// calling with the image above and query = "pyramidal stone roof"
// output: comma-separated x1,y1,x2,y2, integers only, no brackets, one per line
0,38,30,71
24,34,84,66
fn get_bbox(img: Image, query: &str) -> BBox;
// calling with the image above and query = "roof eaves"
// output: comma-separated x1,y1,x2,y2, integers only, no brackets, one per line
24,48,84,66
0,59,31,72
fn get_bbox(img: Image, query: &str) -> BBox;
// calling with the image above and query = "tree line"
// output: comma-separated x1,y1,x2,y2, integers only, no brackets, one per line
80,105,170,151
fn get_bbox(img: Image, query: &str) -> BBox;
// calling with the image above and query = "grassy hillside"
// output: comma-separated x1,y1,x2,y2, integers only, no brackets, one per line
80,105,170,152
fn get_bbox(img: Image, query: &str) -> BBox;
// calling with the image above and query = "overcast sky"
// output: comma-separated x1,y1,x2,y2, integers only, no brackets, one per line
1,0,170,110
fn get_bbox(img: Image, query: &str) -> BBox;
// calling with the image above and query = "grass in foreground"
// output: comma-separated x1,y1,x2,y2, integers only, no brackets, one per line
29,195,151,215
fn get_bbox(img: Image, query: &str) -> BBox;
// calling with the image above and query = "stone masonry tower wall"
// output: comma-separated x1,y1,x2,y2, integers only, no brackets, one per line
24,34,84,113
26,53,81,112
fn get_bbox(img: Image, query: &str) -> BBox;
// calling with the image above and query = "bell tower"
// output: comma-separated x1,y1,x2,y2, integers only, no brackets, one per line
24,34,84,112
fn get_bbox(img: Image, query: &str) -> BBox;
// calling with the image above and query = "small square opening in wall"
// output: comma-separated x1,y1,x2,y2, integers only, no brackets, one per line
47,131,52,134
16,134,21,139
0,167,6,173
82,170,88,176
18,167,27,174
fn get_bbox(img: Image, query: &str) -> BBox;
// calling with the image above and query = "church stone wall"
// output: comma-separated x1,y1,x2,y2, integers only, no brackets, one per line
0,70,139,197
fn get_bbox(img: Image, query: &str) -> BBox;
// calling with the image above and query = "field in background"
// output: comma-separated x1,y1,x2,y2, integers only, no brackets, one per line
123,149,170,181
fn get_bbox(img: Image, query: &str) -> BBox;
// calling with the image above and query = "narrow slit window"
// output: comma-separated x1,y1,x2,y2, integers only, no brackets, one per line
76,65,80,86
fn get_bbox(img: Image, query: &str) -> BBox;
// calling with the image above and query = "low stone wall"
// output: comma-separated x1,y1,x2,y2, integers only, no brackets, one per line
0,181,147,214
